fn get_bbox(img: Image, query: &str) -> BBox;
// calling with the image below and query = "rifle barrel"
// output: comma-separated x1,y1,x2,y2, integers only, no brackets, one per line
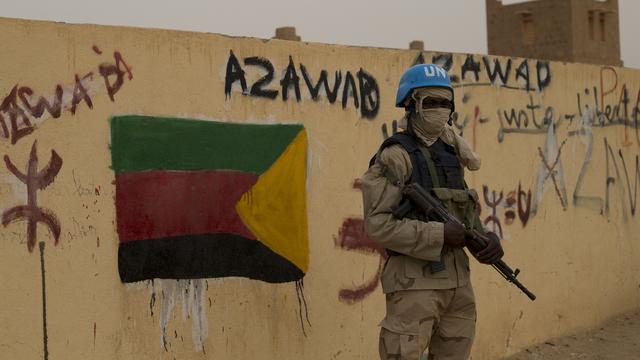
403,183,537,301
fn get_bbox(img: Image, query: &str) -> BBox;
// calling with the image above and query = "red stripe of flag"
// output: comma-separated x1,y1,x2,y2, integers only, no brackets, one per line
115,170,258,242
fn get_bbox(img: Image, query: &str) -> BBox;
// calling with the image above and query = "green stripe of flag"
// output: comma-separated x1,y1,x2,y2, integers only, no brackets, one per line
110,116,304,174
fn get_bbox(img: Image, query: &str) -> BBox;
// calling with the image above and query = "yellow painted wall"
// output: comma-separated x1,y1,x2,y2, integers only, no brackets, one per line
0,17,639,359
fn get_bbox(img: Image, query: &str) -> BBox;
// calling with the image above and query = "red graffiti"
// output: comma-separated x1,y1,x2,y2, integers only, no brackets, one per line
0,85,35,144
600,66,618,114
0,48,132,145
482,185,504,238
335,217,388,304
517,183,532,227
335,178,388,304
2,141,62,252
482,183,532,234
99,51,133,102
18,85,63,119
71,73,94,115
595,67,640,148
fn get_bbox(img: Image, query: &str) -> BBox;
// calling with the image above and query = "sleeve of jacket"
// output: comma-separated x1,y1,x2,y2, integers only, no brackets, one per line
361,144,444,261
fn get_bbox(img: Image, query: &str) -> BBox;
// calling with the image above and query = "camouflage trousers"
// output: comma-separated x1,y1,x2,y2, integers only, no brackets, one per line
378,283,476,360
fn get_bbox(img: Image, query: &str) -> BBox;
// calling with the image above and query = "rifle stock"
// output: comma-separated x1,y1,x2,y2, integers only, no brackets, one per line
400,183,536,301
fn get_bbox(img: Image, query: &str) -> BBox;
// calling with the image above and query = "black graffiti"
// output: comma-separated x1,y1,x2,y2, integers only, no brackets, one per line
536,61,552,92
342,71,358,109
571,67,640,138
453,55,551,92
570,132,639,217
497,95,564,142
497,82,640,145
483,57,512,85
300,65,341,102
604,138,640,217
381,120,398,140
357,69,380,118
432,53,454,74
245,57,278,99
405,50,553,127
618,149,639,216
281,56,301,102
433,53,460,83
461,55,481,82
515,60,532,90
224,51,247,97
224,50,380,119
576,86,640,129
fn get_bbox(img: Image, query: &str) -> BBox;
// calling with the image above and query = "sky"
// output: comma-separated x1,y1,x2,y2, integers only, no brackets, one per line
1,0,638,69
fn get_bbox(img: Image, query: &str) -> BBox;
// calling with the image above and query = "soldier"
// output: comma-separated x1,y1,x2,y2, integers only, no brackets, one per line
361,64,504,360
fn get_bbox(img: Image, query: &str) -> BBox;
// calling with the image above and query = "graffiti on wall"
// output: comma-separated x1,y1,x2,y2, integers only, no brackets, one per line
404,53,554,142
224,50,380,119
2,141,63,252
334,179,388,304
110,115,311,349
481,184,532,239
375,53,640,250
0,47,133,145
2,140,63,360
426,53,552,92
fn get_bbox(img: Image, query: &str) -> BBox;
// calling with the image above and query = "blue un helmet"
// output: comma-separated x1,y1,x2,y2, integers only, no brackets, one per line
395,64,455,113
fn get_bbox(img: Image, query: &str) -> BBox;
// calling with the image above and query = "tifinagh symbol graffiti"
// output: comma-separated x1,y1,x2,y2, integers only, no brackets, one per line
481,183,532,239
2,141,62,251
2,140,63,360
110,115,311,350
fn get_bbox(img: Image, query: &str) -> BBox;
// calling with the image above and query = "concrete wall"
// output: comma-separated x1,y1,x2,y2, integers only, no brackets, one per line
0,17,639,360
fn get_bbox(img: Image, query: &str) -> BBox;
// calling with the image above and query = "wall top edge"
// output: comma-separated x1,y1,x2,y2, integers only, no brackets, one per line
0,15,635,71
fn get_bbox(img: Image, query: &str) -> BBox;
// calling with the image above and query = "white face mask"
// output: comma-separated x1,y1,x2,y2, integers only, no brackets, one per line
409,87,452,145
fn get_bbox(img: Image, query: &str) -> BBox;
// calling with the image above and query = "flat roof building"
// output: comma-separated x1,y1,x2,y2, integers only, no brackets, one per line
486,0,622,66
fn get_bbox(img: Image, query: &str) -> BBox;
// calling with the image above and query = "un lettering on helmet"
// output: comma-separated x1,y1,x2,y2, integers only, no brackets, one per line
424,65,447,79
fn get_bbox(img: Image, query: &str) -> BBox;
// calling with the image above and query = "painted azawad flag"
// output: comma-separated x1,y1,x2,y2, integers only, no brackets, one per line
110,115,308,284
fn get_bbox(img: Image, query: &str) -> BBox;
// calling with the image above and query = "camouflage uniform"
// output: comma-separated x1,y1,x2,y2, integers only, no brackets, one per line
362,142,482,360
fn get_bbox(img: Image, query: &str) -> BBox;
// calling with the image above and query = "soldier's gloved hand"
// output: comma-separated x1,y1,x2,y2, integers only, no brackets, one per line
476,232,504,264
443,220,466,248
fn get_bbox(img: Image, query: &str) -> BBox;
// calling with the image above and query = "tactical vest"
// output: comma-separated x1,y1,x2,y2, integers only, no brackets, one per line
372,133,466,191
371,132,482,276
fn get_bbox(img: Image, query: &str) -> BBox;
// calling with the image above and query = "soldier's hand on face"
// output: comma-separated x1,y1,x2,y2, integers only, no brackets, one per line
476,232,504,264
443,220,466,248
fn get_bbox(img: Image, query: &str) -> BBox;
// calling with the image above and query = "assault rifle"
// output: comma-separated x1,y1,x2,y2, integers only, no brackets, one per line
393,183,536,301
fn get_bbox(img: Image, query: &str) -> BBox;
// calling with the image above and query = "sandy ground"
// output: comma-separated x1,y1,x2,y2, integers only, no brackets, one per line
502,311,640,360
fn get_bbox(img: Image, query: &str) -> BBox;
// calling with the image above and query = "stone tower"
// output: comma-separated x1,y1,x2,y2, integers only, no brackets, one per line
486,0,622,66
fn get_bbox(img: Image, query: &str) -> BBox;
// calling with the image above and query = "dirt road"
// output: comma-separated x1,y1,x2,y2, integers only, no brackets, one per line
502,311,640,360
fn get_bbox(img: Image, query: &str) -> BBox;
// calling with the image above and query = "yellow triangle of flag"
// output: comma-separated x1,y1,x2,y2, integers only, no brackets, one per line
235,130,309,273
